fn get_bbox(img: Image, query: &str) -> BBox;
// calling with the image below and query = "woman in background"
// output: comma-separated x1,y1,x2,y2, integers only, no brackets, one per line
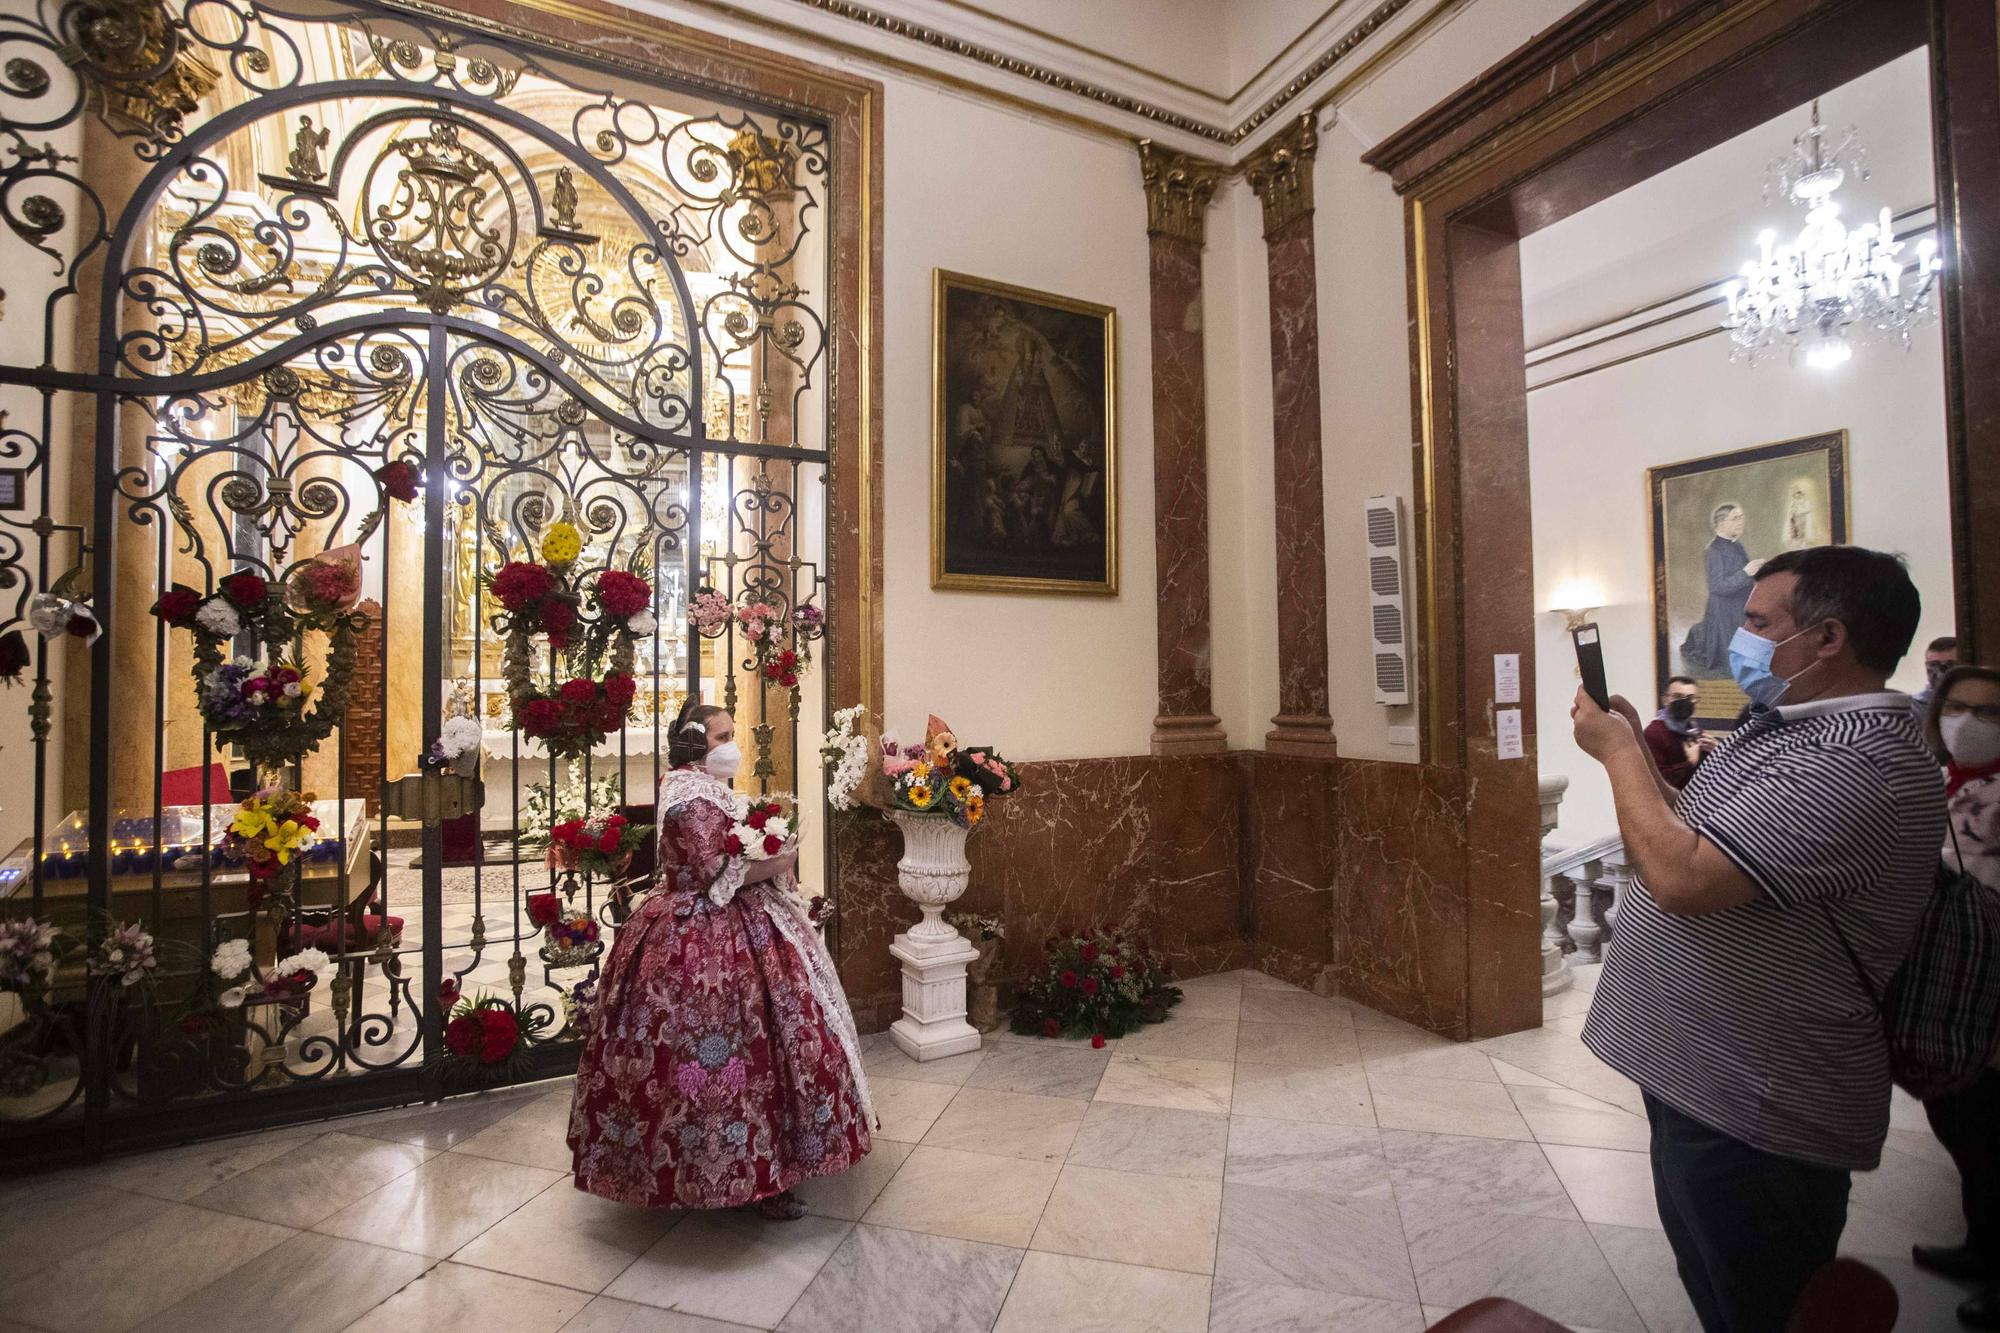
1914,665,2000,1330
568,701,871,1218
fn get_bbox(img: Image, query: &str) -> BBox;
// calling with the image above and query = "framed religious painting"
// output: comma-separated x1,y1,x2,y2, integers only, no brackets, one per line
1648,430,1849,729
931,269,1118,594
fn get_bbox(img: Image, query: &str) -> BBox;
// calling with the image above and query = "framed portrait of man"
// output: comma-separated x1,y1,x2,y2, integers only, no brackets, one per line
931,270,1118,594
1648,430,1849,729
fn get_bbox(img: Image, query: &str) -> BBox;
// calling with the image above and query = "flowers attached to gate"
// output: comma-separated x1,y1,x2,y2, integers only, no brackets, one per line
0,917,62,995
221,789,321,884
546,811,649,880
432,990,545,1088
375,459,421,503
89,921,158,988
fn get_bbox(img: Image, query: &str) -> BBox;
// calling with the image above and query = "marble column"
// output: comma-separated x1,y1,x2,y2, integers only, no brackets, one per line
1138,141,1227,756
1245,114,1337,759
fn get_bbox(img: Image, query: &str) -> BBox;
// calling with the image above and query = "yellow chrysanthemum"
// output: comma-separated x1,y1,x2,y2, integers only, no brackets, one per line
911,760,932,780
907,783,935,809
947,776,973,802
541,521,583,566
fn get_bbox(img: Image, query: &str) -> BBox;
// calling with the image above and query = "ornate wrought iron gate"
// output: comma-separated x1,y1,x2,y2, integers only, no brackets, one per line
0,0,833,1166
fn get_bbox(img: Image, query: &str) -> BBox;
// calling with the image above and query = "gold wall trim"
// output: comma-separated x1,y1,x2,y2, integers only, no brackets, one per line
1243,112,1319,235
1139,141,1226,244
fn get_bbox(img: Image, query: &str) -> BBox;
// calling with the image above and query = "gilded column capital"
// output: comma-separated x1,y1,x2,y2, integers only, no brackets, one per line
1138,140,1225,245
1243,112,1319,238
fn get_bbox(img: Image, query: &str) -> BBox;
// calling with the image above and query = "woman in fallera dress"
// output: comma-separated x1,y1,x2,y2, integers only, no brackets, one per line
568,702,872,1219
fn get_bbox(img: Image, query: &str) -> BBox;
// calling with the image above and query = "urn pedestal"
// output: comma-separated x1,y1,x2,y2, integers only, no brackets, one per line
886,810,981,1062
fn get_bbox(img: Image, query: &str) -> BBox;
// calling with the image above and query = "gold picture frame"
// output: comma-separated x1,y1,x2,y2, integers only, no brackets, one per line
931,269,1118,594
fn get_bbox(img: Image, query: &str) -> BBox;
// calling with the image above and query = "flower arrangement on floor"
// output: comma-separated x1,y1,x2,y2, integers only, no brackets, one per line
487,521,654,760
151,549,366,768
431,979,548,1088
545,811,649,880
1009,925,1182,1047
879,716,1021,828
529,893,604,965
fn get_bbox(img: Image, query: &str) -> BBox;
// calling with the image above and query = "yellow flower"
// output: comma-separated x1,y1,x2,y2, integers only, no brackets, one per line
964,792,985,825
947,776,973,802
230,806,274,840
911,760,932,780
541,521,583,566
907,783,935,809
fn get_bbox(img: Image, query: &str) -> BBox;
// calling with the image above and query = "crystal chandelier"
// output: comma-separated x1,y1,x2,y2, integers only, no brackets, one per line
1722,100,1941,370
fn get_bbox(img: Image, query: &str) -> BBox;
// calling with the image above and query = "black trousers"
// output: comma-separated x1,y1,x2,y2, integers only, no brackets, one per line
1643,1091,1852,1333
1926,1066,2000,1267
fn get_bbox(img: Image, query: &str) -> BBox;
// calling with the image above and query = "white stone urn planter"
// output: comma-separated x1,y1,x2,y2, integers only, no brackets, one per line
886,810,982,1062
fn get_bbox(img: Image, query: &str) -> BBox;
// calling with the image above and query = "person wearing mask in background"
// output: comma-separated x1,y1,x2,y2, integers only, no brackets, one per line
1643,676,1717,789
1571,545,1943,1333
1915,636,1962,749
1913,664,2000,1330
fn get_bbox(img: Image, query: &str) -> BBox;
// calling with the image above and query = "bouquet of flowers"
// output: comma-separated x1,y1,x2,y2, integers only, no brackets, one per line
879,716,1021,829
265,947,330,998
820,704,870,811
562,966,600,1033
431,980,544,1088
528,893,602,963
520,765,623,849
425,715,484,776
0,916,64,997
1010,925,1181,1047
546,811,649,878
725,794,795,861
220,789,321,887
87,921,158,989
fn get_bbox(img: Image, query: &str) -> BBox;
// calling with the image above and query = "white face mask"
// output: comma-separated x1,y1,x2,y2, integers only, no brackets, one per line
1942,715,2000,768
704,740,742,781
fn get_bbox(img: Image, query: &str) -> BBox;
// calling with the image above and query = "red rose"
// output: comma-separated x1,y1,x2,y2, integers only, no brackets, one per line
597,827,621,854
762,662,781,681
1043,1018,1061,1038
1080,943,1099,962
540,598,576,649
1081,976,1100,996
603,673,636,707
1058,970,1079,989
444,1014,479,1058
490,562,555,613
438,978,461,1006
220,571,267,607
560,678,597,706
152,587,202,625
747,808,770,831
1110,963,1126,980
527,893,562,926
376,460,421,503
724,833,745,856
519,698,562,737
477,1007,518,1063
595,570,652,618
1091,1033,1106,1049
779,672,798,689
762,833,783,856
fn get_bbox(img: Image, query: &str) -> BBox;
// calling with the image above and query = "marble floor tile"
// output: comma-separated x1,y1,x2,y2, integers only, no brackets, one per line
1851,1142,1966,1235
1544,987,1598,1020
604,1210,851,1328
866,1076,958,1143
1407,1210,1643,1332
991,1251,1210,1333
0,1181,172,1285
188,1131,434,1230
449,1091,578,1173
1357,1029,1499,1083
1208,1277,1425,1333
0,1202,293,1333
1588,1222,1700,1333
1225,1117,1389,1198
127,1230,431,1333
1488,1058,1562,1089
1171,982,1244,1022
1239,989,1351,1028
1884,1125,1956,1169
791,1139,914,1221
342,1088,547,1151
961,1042,1110,1100
345,1260,591,1332
776,1223,1021,1333
71,1127,316,1204
1540,1144,1662,1231
1229,1063,1373,1126
1064,1103,1230,1179
921,1086,1088,1162
859,1145,1059,1247
1369,1074,1533,1141
1345,1008,1435,1035
1215,1181,1416,1303
1381,1130,1578,1225
453,1178,677,1292
1237,971,1306,991
1094,1054,1234,1115
312,1149,564,1257
858,1033,984,1087
561,1296,764,1331
1031,1163,1222,1273
1507,1084,1652,1152
1234,1020,1361,1069
1868,1255,1987,1333
1110,1017,1241,1061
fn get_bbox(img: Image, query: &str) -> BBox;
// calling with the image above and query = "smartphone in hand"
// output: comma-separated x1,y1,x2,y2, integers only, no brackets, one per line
1572,622,1610,710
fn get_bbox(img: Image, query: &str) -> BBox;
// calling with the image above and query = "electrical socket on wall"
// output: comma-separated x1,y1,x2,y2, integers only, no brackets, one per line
1387,725,1418,747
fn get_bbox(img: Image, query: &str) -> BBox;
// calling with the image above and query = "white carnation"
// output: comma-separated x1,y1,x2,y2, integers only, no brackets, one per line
275,947,330,976
195,600,241,638
439,716,484,759
763,816,790,842
627,611,657,637
210,938,252,980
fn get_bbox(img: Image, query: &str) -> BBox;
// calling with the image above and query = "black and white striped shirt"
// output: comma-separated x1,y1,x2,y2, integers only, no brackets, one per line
1581,692,1945,1171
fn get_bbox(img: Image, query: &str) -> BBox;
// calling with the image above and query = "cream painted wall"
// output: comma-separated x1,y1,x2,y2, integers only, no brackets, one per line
878,78,1159,759
1528,327,1956,843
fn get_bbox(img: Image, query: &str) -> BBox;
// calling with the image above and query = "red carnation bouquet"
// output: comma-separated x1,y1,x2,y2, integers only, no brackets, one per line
544,811,650,879
431,982,545,1088
1010,924,1181,1045
724,794,796,862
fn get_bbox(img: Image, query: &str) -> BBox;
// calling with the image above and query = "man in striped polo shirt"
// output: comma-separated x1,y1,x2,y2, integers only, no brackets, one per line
1572,545,1944,1333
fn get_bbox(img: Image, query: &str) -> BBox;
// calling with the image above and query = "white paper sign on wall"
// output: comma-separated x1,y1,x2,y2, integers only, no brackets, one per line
1496,708,1524,760
1494,653,1520,705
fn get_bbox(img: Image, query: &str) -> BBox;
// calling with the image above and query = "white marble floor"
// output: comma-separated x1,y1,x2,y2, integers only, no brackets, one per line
0,965,1973,1333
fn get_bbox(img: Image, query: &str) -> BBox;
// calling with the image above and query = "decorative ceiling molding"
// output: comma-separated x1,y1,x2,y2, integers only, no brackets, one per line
754,0,1425,147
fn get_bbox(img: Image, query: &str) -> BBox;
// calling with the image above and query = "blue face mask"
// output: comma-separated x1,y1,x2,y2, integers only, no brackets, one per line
1727,624,1816,707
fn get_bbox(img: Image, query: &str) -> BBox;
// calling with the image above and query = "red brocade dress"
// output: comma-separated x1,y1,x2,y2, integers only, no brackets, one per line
568,767,872,1208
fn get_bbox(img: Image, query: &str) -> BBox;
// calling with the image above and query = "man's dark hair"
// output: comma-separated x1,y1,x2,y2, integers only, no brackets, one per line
1928,635,1959,654
1666,675,1697,688
1754,546,1921,675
